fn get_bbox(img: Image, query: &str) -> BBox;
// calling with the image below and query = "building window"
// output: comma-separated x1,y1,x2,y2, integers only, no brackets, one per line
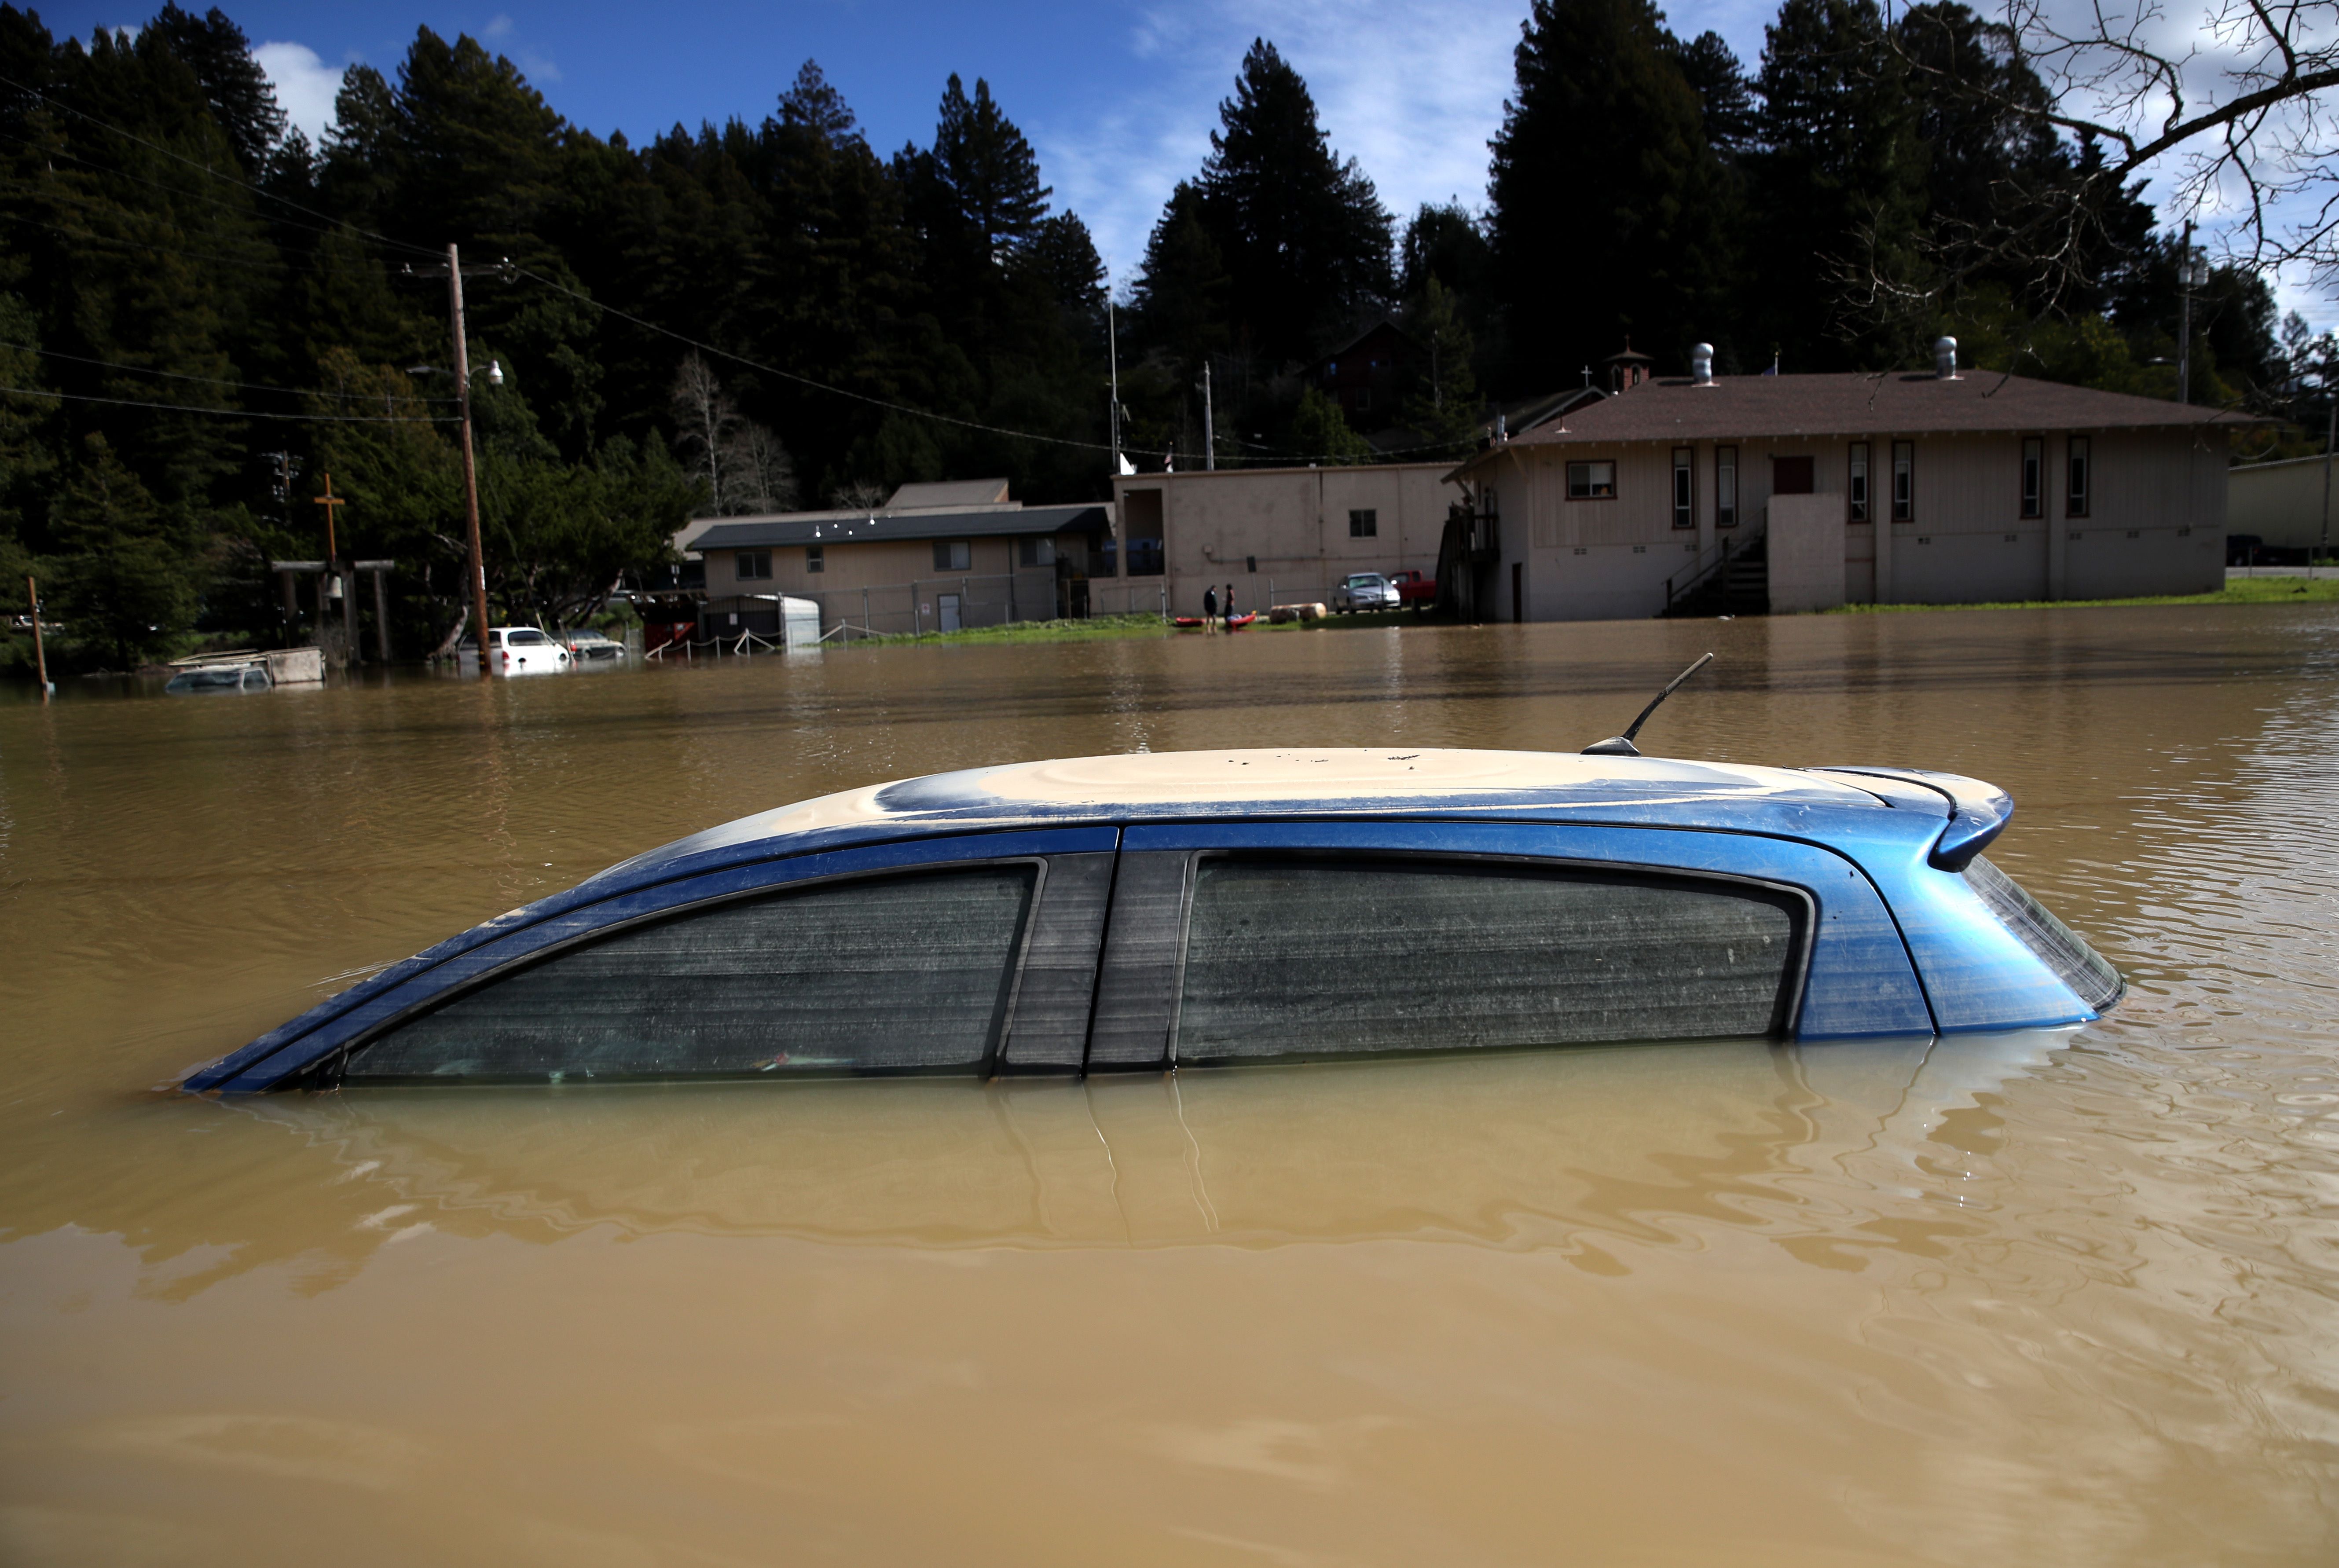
2066,436,2090,517
805,544,824,573
1017,536,1054,567
1848,443,1870,523
1715,447,1738,528
1356,390,1373,413
736,549,772,581
1672,447,1694,528
1349,509,1378,538
1892,442,1914,522
1566,461,1617,499
2020,439,2042,519
933,539,971,572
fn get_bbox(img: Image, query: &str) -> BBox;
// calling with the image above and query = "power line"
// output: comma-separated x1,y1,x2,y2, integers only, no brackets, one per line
0,134,388,253
0,206,308,272
0,76,1470,465
0,340,462,403
518,267,1468,465
0,70,445,259
0,384,456,422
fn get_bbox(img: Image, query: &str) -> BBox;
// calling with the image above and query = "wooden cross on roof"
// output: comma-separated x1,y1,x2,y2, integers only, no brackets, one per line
313,472,346,561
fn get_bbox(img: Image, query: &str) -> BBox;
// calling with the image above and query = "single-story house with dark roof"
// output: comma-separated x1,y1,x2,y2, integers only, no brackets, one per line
676,480,1116,635
1447,342,2264,621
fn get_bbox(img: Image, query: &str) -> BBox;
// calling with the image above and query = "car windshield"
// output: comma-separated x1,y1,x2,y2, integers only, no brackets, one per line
1348,575,1384,587
166,668,246,689
505,629,550,646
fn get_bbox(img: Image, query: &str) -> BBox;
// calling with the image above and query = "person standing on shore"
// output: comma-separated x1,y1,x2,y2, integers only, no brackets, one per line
1224,583,1236,633
1202,584,1219,634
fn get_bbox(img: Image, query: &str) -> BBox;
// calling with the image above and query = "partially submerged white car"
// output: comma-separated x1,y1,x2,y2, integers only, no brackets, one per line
460,627,572,676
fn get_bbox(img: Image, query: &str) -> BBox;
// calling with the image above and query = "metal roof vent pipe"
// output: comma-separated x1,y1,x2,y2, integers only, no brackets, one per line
1690,343,1715,385
1934,335,1960,379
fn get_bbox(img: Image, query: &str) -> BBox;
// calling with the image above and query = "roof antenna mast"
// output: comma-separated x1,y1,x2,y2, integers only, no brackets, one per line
1583,652,1715,756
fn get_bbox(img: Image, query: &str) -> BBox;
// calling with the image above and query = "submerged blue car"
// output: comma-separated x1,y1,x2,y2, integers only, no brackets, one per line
186,746,2123,1094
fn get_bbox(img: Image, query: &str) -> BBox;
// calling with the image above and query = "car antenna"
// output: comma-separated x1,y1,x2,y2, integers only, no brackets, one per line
1582,652,1715,756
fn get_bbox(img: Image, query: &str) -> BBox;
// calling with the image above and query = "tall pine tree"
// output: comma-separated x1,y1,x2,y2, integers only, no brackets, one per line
1191,40,1393,368
1746,0,1928,369
1488,0,1730,388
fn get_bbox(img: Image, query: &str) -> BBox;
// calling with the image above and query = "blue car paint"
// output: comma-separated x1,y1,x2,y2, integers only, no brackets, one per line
184,752,2111,1094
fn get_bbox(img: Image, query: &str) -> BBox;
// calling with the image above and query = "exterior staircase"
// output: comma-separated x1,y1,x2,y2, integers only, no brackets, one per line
1664,531,1768,617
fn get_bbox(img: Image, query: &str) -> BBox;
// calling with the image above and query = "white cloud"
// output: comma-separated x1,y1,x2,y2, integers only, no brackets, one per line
1038,0,1521,296
1040,0,2332,328
252,41,348,145
519,51,564,84
484,14,517,40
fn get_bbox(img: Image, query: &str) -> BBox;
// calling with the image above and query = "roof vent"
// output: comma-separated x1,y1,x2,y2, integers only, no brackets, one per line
1690,343,1715,386
1934,336,1959,379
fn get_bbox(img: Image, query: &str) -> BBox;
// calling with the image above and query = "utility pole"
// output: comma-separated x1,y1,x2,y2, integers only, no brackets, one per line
447,242,491,678
1201,359,1216,472
2176,219,2196,406
1107,298,1122,474
25,575,48,703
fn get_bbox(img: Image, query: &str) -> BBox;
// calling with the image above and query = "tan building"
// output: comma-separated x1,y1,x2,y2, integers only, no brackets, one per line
2227,452,2336,561
1106,463,1457,617
678,480,1115,636
1448,355,2258,620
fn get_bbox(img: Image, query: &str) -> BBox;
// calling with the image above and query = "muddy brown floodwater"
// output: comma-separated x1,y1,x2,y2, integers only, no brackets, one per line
3,607,2337,1564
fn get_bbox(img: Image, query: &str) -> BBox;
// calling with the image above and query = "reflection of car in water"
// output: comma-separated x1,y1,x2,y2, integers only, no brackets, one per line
190,744,2123,1094
458,626,572,676
165,663,271,693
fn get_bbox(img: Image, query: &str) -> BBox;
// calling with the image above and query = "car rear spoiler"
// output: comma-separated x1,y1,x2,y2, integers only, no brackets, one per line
1804,766,2014,872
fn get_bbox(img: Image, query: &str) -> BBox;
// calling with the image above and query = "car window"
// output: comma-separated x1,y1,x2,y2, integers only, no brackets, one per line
1961,855,2123,1011
344,865,1038,1082
1175,856,1799,1062
506,629,549,646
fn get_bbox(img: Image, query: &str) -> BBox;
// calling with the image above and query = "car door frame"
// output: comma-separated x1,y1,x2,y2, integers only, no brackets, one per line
198,827,1119,1092
1085,819,1935,1071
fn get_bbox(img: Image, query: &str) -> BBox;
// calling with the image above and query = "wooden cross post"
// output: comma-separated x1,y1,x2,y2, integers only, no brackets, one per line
313,474,354,664
313,472,346,563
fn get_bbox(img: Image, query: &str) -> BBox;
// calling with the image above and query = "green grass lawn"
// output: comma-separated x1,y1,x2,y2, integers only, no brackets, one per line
835,612,1176,648
1828,575,2339,613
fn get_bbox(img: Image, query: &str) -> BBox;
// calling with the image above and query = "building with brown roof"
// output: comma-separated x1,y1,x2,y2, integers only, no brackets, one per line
673,480,1115,637
1448,341,2259,621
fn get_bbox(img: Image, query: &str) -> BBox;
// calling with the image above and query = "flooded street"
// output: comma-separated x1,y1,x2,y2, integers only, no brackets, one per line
3,607,2337,1564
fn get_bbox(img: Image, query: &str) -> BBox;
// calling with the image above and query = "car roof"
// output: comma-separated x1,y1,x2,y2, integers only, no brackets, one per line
581,747,1963,891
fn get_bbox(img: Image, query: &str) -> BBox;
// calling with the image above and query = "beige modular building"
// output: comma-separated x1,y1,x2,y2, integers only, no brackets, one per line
1448,355,2258,621
676,480,1115,637
2226,452,2336,560
1106,463,1455,617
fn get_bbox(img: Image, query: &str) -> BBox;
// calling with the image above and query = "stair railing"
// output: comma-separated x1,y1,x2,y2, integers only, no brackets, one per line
1665,534,1737,613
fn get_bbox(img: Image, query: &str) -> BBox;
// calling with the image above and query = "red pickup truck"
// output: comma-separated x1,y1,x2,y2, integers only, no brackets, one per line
1388,570,1437,610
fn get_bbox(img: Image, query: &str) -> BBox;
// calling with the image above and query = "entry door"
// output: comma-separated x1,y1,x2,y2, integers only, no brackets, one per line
1773,456,1815,495
938,593,962,632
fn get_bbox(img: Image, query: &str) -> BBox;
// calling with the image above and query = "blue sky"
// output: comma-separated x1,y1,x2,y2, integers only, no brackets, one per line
48,0,2335,328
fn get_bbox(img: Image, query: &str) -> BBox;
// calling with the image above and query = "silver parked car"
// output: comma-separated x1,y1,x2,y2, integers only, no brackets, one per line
561,629,626,661
1332,572,1400,612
